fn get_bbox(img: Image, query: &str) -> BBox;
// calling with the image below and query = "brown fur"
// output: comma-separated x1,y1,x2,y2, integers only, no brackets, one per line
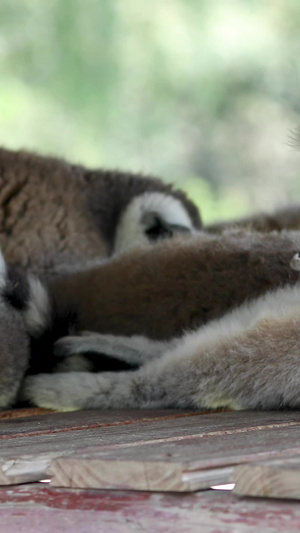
206,205,300,233
0,146,202,404
0,147,201,279
49,229,300,341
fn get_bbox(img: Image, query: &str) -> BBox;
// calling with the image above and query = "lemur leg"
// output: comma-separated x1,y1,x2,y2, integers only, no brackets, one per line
54,333,180,366
20,311,300,411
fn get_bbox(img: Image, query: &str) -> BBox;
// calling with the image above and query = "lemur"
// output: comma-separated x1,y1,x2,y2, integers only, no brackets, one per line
2,225,300,409
0,146,202,407
4,146,300,409
21,248,300,412
0,254,50,408
206,204,300,233
5,226,300,411
3,146,300,280
0,147,200,280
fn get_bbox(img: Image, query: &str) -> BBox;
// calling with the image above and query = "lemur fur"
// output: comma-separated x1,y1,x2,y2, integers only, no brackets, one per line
21,251,300,411
0,147,200,280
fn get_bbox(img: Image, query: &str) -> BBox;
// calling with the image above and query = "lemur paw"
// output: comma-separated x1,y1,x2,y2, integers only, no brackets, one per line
19,371,125,411
19,374,79,411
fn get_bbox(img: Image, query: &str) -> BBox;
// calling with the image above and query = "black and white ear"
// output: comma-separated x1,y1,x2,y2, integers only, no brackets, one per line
0,249,51,338
114,192,195,254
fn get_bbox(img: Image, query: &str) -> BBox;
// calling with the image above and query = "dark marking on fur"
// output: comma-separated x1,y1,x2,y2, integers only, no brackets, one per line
3,267,30,311
142,211,191,242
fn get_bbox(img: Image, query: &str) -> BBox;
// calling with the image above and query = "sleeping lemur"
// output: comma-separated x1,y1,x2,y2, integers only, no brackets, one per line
13,225,300,412
0,253,51,408
20,249,300,411
5,147,300,409
0,147,200,280
0,146,204,407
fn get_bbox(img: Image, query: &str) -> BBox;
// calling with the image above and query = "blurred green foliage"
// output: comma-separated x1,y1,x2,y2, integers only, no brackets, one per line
0,0,300,222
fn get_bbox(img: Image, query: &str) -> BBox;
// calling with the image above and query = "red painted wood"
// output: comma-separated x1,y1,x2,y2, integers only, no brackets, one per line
0,408,53,420
0,484,299,532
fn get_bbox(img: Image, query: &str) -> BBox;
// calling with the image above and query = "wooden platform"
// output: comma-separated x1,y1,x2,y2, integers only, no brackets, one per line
1,408,300,531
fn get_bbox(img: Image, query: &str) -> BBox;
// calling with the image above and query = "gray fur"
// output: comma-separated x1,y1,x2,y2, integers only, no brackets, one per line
20,279,300,411
0,301,29,408
0,146,201,406
0,248,53,406
54,332,177,367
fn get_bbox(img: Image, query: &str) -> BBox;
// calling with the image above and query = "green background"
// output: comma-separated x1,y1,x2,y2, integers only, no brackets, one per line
1,0,300,223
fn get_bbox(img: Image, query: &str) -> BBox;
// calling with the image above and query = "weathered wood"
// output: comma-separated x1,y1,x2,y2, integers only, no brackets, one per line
0,408,53,420
1,483,300,533
47,411,300,491
233,455,300,499
1,410,300,488
1,409,300,441
50,456,235,491
0,408,196,440
0,409,196,484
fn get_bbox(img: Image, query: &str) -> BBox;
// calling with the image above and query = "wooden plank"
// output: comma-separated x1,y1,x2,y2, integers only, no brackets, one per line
0,484,300,532
0,408,53,420
48,422,300,491
46,411,300,491
233,455,300,500
1,409,299,441
1,410,300,488
0,408,197,440
50,456,235,491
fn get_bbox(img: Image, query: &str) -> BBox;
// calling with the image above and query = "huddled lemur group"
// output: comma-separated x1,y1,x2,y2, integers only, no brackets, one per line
2,146,300,411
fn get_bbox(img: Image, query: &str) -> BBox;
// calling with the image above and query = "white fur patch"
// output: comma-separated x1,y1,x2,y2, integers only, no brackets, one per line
114,192,195,254
23,276,51,336
291,253,300,271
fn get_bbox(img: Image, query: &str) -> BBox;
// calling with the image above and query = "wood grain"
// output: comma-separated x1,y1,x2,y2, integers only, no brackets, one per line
48,411,300,491
233,455,300,499
50,456,235,491
1,410,300,489
0,409,196,440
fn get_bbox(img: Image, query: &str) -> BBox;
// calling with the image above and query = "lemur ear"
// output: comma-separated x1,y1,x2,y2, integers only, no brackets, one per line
141,211,191,242
114,191,195,254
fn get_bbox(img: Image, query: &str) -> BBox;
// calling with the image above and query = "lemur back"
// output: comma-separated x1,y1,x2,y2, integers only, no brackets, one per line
0,147,201,280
